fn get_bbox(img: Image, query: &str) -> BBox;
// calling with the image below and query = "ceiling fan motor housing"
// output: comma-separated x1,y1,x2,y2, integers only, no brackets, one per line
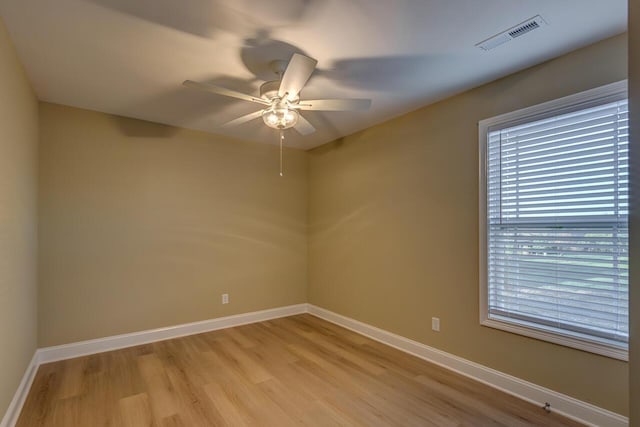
260,80,299,103
260,80,281,100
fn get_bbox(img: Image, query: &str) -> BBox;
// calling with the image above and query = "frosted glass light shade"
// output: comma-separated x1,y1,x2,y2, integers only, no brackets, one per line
262,107,299,129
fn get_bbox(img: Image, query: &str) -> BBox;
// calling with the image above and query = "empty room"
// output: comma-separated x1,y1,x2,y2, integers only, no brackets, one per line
1,1,639,426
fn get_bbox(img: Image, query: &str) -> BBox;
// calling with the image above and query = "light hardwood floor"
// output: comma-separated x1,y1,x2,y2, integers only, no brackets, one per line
17,314,583,426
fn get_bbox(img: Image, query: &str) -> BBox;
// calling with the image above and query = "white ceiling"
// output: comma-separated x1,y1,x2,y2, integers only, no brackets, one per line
0,0,627,149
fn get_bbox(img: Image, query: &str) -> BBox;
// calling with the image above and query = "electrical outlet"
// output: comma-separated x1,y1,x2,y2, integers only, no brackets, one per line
432,317,440,332
222,293,229,304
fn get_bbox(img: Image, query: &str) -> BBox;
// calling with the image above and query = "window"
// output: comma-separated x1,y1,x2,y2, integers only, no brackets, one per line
479,81,628,360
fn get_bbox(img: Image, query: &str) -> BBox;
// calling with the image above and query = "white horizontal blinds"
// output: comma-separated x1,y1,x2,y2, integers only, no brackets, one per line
487,99,628,345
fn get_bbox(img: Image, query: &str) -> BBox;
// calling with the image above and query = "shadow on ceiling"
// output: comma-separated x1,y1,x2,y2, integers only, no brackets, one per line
84,0,434,140
86,0,327,39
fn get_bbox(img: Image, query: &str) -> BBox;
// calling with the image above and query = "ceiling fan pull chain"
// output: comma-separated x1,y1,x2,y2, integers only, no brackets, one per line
279,130,284,177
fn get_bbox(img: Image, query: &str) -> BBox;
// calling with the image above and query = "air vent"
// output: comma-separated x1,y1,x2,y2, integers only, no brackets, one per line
509,20,540,38
476,15,547,51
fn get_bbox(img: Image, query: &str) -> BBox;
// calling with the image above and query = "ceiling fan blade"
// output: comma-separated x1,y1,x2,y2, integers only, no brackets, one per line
296,98,372,111
183,80,269,105
293,113,316,135
278,53,318,100
221,110,264,128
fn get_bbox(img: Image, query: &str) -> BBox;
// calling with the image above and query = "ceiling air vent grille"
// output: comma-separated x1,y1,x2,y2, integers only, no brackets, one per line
509,20,540,38
476,15,547,51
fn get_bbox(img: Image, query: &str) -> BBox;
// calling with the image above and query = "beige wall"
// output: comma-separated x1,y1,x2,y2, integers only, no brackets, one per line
0,17,38,419
38,103,308,347
308,34,629,415
629,0,639,425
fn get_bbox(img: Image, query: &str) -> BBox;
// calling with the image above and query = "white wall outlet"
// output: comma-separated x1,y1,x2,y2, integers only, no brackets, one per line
222,293,229,304
432,317,440,332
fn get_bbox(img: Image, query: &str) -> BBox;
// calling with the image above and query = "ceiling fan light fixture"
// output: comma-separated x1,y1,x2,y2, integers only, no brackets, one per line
184,53,370,138
262,106,299,129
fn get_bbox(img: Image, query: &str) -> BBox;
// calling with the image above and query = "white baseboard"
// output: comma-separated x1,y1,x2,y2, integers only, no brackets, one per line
2,303,628,427
307,304,628,427
1,304,306,427
0,352,39,427
38,304,308,364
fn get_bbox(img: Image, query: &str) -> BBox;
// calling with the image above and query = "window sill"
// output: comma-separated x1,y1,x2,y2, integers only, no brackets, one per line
481,316,628,361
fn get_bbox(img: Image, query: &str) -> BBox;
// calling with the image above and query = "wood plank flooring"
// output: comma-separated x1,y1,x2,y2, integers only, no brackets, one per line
17,314,583,426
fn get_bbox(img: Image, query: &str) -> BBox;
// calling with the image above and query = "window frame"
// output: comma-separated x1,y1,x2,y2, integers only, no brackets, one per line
478,80,628,361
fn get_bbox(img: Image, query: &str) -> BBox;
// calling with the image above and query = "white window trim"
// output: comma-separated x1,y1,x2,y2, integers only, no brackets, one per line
478,80,628,361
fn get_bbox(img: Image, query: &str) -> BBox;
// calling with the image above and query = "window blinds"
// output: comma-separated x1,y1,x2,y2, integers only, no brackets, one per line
486,99,628,346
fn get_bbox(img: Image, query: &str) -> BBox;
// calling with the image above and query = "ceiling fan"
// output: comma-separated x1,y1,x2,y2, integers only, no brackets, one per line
183,53,372,136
